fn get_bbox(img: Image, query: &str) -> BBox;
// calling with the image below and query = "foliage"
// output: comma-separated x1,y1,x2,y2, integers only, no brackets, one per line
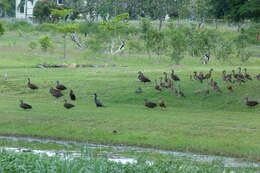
51,9,73,20
35,23,58,32
100,13,129,33
28,41,37,50
38,36,53,51
33,0,60,23
243,23,260,44
166,29,187,64
0,22,4,36
147,29,166,58
214,40,235,62
0,0,15,17
3,21,33,32
0,149,258,173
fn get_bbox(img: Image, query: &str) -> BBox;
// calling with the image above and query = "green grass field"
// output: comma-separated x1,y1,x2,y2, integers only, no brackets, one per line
0,29,260,163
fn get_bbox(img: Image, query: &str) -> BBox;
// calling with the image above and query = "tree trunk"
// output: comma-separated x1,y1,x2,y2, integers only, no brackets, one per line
159,18,163,31
63,34,66,59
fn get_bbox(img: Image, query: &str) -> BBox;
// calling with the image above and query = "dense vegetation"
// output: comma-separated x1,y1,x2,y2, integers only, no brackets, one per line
0,149,259,173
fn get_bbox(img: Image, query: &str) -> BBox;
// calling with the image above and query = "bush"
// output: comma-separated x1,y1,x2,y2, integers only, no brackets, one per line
78,22,101,35
38,36,53,51
35,23,58,32
0,22,4,36
243,23,260,44
214,40,235,63
4,20,33,32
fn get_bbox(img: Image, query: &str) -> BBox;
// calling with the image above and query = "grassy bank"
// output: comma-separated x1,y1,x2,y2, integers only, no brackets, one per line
0,149,259,173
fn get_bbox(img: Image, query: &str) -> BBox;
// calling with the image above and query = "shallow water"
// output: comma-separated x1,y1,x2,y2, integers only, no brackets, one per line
0,135,259,167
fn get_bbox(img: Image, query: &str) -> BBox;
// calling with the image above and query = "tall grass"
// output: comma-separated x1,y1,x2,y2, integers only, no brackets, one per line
0,149,258,173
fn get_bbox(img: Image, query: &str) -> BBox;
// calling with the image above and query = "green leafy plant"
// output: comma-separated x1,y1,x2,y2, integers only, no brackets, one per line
38,36,53,51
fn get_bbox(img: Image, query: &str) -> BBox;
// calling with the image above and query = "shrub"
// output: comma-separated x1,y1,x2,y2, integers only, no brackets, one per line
79,22,100,35
243,23,260,44
0,22,4,36
38,36,53,51
214,40,235,62
4,20,33,32
35,23,58,32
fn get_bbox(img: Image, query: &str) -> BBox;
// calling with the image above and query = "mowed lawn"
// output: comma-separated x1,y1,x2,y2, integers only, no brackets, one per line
0,31,260,161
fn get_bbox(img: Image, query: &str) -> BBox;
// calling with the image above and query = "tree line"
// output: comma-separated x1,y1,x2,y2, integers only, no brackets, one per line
0,0,259,23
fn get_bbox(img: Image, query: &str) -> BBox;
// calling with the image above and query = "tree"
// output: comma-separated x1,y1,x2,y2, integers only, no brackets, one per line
33,0,60,23
51,9,79,59
210,0,260,22
100,13,129,54
0,0,15,17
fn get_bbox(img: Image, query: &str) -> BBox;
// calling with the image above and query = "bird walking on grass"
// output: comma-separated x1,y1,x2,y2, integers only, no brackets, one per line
226,85,234,92
256,74,260,80
50,87,63,98
144,99,157,108
56,81,67,90
171,70,180,81
64,99,75,109
154,79,162,91
244,68,252,81
138,71,151,83
245,97,258,107
19,100,32,110
27,78,39,90
94,93,104,107
159,100,166,109
70,90,76,101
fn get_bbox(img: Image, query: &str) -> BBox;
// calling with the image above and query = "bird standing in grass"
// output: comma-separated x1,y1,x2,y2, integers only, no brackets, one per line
19,100,32,110
27,78,38,90
144,99,157,108
163,72,169,83
226,85,234,92
244,68,252,81
245,97,258,107
159,100,166,109
56,81,67,90
94,93,103,107
204,88,210,96
256,74,260,80
70,90,76,101
204,69,213,81
178,86,186,97
154,79,162,91
50,87,64,98
171,70,180,81
138,71,151,83
64,99,75,109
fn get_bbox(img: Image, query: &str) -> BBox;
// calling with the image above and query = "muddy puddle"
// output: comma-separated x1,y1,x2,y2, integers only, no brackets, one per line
0,136,259,167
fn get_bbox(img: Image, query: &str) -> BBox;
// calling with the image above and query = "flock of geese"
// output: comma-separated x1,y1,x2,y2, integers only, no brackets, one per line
19,79,103,110
19,67,259,110
138,67,260,108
